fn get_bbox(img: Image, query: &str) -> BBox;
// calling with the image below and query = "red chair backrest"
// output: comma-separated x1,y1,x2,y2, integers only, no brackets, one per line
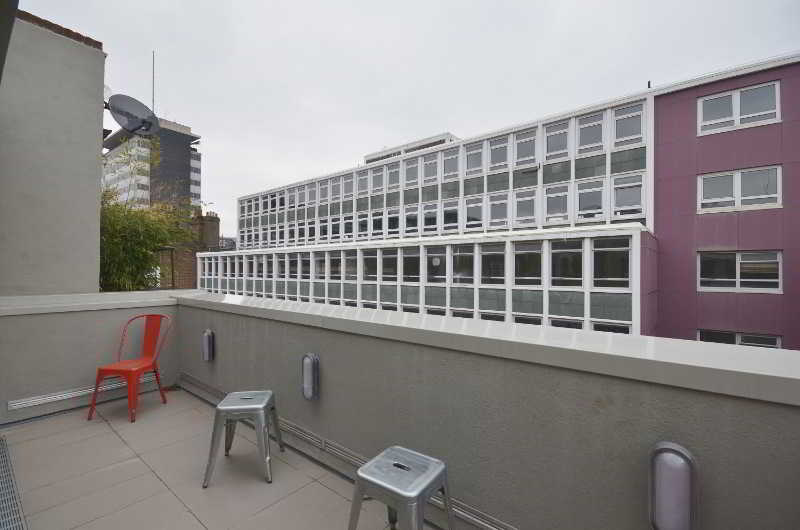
117,314,172,362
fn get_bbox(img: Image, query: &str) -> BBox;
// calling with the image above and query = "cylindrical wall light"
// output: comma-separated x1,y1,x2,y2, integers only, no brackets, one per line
301,353,320,400
202,329,215,362
650,442,695,530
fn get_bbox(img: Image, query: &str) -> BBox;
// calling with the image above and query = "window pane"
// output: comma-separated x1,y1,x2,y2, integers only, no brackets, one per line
481,244,505,284
543,162,570,184
594,249,629,287
547,131,567,153
702,94,733,121
362,284,377,301
512,289,543,314
452,245,474,284
551,319,583,329
593,323,630,334
702,174,734,200
363,251,377,281
579,190,602,212
552,247,582,286
574,154,606,179
739,334,779,348
546,194,567,215
515,248,541,285
740,84,776,116
441,181,460,199
580,123,602,146
401,285,419,305
478,289,506,311
464,177,484,196
699,253,736,286
615,186,641,207
616,115,641,138
382,251,398,281
549,291,584,317
487,172,509,192
739,261,778,281
513,167,538,189
610,147,645,174
425,286,446,306
590,293,632,321
698,329,736,344
451,287,474,309
426,247,446,283
517,138,535,160
741,168,778,198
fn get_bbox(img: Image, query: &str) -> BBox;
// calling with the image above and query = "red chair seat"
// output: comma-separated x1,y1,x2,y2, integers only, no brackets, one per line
98,358,155,373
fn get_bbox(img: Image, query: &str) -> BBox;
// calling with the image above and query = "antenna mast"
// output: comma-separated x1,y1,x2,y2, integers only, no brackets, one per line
151,50,155,114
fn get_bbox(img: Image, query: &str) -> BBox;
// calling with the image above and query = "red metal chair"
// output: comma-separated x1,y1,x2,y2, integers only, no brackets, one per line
87,314,172,423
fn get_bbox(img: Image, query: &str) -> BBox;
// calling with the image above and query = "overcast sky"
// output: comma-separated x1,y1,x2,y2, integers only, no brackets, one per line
21,0,800,236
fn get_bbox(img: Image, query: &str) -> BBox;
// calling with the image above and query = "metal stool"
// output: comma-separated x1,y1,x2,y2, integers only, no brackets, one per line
348,446,455,530
202,390,285,488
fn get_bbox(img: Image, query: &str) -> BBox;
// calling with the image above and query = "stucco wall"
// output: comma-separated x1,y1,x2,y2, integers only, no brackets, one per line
0,17,105,295
654,62,800,348
175,299,800,530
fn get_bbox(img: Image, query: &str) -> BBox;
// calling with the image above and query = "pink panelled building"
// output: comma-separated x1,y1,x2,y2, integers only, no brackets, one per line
653,56,799,349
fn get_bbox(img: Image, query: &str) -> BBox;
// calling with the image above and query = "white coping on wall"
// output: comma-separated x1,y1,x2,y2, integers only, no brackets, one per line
176,292,800,408
0,290,203,317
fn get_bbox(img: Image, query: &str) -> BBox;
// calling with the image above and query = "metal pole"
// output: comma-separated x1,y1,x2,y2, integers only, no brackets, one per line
152,50,155,113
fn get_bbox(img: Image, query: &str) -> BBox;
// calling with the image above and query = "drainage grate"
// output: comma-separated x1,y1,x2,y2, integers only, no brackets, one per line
0,436,27,530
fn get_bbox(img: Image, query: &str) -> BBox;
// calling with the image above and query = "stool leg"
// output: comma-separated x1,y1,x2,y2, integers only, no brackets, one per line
254,411,272,483
398,503,423,530
202,411,225,488
269,405,285,452
224,419,237,456
441,473,456,530
347,479,364,530
387,506,398,530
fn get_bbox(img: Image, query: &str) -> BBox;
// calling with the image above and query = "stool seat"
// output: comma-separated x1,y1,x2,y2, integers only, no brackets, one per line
348,445,455,530
357,446,446,499
217,391,274,412
201,390,285,488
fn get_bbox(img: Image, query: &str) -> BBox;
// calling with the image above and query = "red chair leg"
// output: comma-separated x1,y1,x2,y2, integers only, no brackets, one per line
153,367,167,404
87,372,104,420
127,373,140,423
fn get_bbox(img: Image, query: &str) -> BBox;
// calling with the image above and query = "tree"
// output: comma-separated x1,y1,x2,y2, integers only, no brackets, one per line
99,188,193,291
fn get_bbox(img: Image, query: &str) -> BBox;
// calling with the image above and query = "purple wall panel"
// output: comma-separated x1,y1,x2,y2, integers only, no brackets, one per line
640,231,659,336
654,62,800,349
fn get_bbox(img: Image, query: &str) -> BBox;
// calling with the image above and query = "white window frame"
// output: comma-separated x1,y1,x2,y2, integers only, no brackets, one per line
514,129,536,166
613,103,644,147
465,142,484,176
371,167,384,194
576,179,606,222
423,153,438,185
577,112,604,155
697,81,781,136
697,251,782,294
404,158,419,187
442,148,459,179
387,163,400,190
464,196,484,231
545,121,569,161
697,165,782,213
489,136,509,170
488,193,508,229
513,189,536,228
612,173,644,219
544,184,570,225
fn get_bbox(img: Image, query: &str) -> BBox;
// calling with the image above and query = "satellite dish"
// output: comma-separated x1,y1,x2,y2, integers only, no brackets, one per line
105,94,160,136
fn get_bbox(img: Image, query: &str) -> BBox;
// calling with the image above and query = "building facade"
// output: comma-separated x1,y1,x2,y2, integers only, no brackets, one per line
102,119,201,208
0,11,105,295
198,53,799,349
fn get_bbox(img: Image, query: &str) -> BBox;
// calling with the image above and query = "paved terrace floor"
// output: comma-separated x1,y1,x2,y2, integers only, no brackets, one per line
2,390,403,530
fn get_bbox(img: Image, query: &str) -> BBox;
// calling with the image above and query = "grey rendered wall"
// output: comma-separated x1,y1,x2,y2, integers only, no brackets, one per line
176,304,800,530
0,305,178,425
0,18,105,295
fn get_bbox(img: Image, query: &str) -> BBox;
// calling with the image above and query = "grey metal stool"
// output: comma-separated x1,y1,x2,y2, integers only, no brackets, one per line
348,446,455,530
202,390,285,488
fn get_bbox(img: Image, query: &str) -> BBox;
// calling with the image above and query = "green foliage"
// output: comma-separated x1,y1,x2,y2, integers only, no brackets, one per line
99,188,193,291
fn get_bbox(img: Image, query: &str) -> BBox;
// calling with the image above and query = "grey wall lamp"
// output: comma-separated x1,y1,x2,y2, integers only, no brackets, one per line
202,329,215,362
650,441,696,530
301,353,320,400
